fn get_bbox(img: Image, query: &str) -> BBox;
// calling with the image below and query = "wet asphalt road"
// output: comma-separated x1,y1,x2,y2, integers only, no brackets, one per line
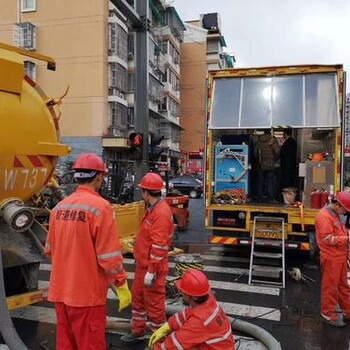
2,198,350,349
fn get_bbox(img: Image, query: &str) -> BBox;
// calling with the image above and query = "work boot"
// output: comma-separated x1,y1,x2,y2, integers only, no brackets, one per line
120,332,145,342
321,315,346,328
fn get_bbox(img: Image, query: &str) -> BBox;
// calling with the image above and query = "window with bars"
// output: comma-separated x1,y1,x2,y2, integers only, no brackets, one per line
168,42,179,65
127,108,134,128
168,69,179,91
21,0,36,12
108,23,128,61
159,97,167,111
149,74,162,103
108,102,128,136
108,62,128,92
171,127,180,143
128,72,135,92
24,61,36,80
169,96,179,117
127,34,134,58
13,22,36,50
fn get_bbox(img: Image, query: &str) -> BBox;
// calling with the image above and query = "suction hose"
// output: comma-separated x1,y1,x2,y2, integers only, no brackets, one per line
0,246,29,349
230,318,282,350
165,304,282,350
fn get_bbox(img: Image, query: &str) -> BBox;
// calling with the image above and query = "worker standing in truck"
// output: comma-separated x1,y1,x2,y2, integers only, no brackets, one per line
121,172,174,342
280,128,297,190
315,191,350,327
254,129,280,202
148,269,235,349
44,153,131,349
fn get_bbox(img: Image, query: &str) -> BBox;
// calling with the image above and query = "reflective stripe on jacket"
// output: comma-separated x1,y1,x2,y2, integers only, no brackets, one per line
155,294,235,350
315,205,349,261
133,199,174,274
45,185,127,307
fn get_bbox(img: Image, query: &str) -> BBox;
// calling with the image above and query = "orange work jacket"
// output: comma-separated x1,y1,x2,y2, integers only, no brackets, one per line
133,199,174,274
155,294,235,350
315,205,349,261
44,185,127,307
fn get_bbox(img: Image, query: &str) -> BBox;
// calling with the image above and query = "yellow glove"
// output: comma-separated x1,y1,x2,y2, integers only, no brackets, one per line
148,322,171,347
115,282,131,312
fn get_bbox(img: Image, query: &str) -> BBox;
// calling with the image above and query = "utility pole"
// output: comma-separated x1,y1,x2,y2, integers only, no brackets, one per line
110,0,150,200
134,0,150,199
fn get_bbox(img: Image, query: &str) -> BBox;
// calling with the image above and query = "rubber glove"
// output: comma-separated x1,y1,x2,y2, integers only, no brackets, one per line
148,322,171,347
115,282,132,312
144,271,156,287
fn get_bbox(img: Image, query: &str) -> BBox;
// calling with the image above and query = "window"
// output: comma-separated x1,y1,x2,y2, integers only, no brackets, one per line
108,102,128,137
169,97,179,118
108,63,128,92
24,61,36,81
21,0,36,12
209,73,339,129
108,23,127,61
13,22,36,50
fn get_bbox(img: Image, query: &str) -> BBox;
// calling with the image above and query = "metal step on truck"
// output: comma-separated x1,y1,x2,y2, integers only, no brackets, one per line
204,64,346,256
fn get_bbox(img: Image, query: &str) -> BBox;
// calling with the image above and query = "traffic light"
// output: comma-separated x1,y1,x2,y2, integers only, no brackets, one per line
129,132,143,160
149,133,164,161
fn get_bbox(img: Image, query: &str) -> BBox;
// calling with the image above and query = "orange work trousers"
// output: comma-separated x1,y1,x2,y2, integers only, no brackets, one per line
320,257,350,320
55,302,106,350
131,265,167,334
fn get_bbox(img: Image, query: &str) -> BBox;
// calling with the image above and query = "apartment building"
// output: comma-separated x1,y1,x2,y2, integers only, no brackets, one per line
0,0,184,172
180,13,235,175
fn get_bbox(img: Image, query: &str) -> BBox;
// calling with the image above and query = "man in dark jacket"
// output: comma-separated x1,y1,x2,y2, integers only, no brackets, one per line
254,129,280,202
280,129,297,190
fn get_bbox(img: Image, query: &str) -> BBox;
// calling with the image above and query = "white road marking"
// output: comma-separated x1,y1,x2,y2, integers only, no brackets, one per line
38,281,280,321
40,264,280,296
10,305,128,325
7,307,269,349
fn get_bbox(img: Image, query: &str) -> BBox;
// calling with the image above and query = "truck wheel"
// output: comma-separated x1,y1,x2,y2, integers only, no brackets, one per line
189,190,198,199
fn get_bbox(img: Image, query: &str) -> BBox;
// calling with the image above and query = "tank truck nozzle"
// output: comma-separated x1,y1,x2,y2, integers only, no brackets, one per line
0,199,35,232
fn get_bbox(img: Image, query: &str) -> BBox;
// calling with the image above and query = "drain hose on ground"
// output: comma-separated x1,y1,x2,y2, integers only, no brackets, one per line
0,246,29,350
165,304,282,350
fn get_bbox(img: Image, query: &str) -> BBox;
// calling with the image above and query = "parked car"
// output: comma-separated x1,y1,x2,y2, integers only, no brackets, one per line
169,175,203,199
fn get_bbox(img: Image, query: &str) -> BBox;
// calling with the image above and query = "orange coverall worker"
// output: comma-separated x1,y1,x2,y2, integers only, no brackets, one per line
44,185,127,349
315,205,350,322
154,294,235,349
131,199,174,334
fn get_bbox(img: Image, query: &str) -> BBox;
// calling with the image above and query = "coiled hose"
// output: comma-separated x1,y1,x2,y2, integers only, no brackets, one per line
0,246,29,349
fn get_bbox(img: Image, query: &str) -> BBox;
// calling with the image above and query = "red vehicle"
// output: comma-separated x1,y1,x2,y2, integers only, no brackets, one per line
187,151,203,176
165,194,190,231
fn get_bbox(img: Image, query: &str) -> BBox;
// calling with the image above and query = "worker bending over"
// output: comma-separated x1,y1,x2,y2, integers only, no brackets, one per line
149,269,235,349
122,173,174,342
45,153,131,349
315,191,350,327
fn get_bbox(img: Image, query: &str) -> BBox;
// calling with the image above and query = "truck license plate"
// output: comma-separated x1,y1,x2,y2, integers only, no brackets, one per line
255,231,281,239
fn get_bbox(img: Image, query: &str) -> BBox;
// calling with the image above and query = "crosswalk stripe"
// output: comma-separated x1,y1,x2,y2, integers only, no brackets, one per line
37,280,280,321
39,263,280,296
10,305,128,325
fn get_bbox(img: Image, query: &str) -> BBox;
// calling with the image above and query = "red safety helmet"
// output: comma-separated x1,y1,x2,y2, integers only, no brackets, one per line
72,153,107,173
138,173,163,191
176,269,211,297
334,191,350,212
